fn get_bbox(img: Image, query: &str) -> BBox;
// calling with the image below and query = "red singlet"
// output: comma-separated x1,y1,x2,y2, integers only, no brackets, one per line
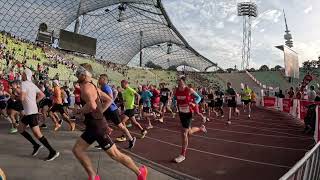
175,87,192,113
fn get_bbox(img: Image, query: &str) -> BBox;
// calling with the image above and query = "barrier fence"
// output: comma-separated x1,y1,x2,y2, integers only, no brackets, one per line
261,96,320,180
279,142,320,180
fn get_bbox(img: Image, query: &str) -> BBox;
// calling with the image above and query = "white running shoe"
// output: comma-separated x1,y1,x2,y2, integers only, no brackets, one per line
172,113,176,118
227,120,231,125
200,125,207,134
174,155,186,163
248,114,251,119
146,125,153,129
202,117,207,123
158,118,164,123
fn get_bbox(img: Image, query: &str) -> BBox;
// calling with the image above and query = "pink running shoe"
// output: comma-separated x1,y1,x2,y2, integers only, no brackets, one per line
89,175,100,180
137,166,148,180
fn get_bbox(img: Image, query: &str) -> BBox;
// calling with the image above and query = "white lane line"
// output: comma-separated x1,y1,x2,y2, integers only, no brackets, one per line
204,127,311,140
209,120,311,138
163,119,311,139
230,119,303,129
130,131,291,169
149,126,308,152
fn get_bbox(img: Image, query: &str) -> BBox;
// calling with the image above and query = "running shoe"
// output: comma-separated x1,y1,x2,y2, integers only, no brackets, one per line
158,118,164,123
137,166,148,180
128,137,137,149
146,125,153,129
202,117,207,123
126,123,132,128
40,124,48,129
200,125,207,134
172,113,176,118
9,128,18,134
116,135,127,142
141,130,147,139
248,114,251,119
54,124,61,131
32,145,43,157
45,151,60,161
174,155,186,163
227,120,232,125
89,175,100,180
94,145,102,150
221,115,224,118
206,117,210,122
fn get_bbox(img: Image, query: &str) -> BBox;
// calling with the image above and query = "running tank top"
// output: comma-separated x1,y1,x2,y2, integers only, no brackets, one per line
81,82,107,129
175,87,192,113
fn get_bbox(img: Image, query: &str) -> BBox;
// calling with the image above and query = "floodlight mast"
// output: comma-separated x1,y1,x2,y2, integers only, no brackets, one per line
237,2,257,70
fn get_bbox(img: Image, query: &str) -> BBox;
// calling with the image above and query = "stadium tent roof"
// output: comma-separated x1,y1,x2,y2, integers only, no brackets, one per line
0,0,218,71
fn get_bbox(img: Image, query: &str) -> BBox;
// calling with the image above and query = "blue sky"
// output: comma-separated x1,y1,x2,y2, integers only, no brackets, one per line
163,0,320,69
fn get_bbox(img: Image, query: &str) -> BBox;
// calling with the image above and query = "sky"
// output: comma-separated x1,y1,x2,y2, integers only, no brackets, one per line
162,0,320,69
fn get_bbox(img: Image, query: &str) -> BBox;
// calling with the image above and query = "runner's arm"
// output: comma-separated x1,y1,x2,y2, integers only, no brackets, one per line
189,88,201,104
96,88,113,112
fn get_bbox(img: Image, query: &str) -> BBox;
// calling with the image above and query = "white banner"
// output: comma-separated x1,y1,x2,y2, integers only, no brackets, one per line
284,45,299,78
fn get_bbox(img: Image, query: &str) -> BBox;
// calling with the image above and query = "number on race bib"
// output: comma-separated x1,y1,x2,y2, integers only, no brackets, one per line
179,105,190,113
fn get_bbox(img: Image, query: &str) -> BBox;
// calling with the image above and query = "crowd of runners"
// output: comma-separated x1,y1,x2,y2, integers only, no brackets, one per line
0,63,257,180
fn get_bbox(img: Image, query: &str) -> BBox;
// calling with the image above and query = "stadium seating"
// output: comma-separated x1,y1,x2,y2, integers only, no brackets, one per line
251,71,291,91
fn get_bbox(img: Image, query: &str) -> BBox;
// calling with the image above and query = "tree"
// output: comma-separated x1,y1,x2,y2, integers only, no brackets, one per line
145,61,162,70
259,65,269,71
249,68,256,72
274,65,282,71
226,68,233,73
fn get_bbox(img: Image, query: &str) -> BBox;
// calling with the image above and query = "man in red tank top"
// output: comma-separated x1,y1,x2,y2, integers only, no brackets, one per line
173,77,207,163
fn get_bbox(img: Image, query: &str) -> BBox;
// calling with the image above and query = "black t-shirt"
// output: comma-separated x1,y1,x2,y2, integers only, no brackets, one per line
226,87,236,101
207,93,214,100
215,90,224,100
160,88,170,98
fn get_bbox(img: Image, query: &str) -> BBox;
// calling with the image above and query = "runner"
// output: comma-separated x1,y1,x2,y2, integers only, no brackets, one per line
214,86,224,118
174,77,207,163
15,68,59,161
72,64,148,180
7,81,23,134
207,89,216,117
98,74,136,149
242,84,252,118
188,84,208,123
159,83,175,122
149,85,161,120
49,80,75,131
140,85,154,129
116,80,147,142
225,82,239,125
38,81,53,129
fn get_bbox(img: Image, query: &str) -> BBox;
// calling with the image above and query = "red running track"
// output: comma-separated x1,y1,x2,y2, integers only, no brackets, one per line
112,107,314,180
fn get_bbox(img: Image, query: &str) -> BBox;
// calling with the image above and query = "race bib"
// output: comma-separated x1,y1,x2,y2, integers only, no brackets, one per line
179,105,190,113
161,92,167,96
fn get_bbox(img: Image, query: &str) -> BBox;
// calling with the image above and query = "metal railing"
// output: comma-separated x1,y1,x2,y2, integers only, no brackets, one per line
279,142,320,180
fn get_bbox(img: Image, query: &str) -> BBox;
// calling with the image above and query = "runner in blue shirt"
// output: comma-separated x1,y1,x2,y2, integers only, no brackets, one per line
99,74,137,149
141,85,154,129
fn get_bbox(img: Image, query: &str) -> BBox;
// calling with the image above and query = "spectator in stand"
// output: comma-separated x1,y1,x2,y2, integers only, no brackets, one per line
8,69,15,81
295,87,302,99
278,90,285,98
308,85,317,102
288,87,295,99
0,72,9,92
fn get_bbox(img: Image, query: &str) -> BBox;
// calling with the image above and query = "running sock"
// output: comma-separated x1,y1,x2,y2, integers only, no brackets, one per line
181,148,187,157
21,131,39,147
39,136,56,154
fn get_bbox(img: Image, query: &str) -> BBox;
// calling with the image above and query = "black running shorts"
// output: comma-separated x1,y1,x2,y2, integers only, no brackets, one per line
50,104,66,114
227,100,237,108
124,109,135,118
0,101,6,110
143,107,152,113
7,99,23,111
179,112,193,129
243,99,251,105
104,109,122,126
38,98,52,109
81,117,114,151
21,114,39,128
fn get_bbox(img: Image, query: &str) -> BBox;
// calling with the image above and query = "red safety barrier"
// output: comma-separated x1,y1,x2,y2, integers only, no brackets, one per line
300,100,318,121
263,96,276,107
282,98,292,113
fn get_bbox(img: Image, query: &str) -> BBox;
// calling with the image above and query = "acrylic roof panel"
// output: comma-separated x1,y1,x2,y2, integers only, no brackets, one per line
0,0,216,71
